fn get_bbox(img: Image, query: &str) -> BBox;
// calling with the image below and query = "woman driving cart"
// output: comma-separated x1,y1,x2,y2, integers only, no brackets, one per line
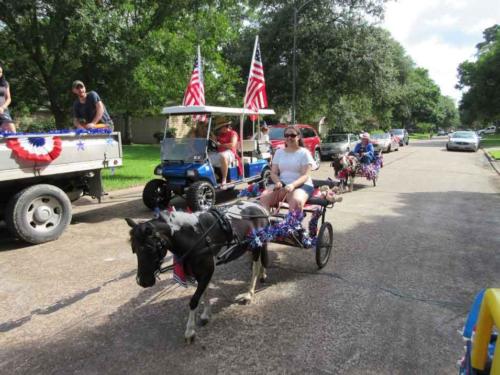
352,132,375,165
208,118,240,188
260,125,315,212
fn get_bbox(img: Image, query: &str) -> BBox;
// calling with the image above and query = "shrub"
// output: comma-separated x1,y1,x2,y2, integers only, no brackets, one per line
16,116,57,133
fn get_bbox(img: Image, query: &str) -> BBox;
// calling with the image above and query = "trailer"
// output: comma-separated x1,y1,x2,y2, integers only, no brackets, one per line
0,131,122,244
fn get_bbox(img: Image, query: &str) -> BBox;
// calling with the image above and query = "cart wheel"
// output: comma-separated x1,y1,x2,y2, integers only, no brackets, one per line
315,222,333,269
187,180,216,211
259,168,272,189
143,179,171,210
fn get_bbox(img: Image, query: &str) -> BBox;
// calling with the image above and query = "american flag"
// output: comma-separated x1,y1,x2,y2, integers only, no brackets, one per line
182,46,206,122
244,36,268,121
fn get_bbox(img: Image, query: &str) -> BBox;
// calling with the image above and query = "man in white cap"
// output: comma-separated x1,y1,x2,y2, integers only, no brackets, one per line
353,132,375,164
253,122,271,155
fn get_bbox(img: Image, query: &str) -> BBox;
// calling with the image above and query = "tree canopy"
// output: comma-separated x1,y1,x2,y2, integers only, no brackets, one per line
0,0,457,133
457,24,500,126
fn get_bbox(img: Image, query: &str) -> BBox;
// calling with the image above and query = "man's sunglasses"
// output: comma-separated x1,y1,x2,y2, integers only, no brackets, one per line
284,133,298,138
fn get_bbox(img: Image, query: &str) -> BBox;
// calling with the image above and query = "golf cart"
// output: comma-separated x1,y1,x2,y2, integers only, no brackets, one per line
143,105,275,212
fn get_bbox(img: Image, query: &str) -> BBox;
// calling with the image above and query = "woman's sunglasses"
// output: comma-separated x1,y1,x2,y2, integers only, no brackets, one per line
284,133,298,138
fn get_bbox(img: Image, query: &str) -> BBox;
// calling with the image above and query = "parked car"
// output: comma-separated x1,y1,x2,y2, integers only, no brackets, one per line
390,128,409,146
437,129,447,136
446,131,479,152
371,132,400,153
319,133,358,160
269,124,321,167
477,125,496,136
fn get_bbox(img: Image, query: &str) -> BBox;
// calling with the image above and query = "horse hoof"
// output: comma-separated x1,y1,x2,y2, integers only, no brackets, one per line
236,293,253,305
199,318,209,326
185,334,196,344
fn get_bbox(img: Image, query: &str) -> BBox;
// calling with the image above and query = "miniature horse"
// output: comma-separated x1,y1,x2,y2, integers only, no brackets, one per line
126,200,269,343
332,154,358,191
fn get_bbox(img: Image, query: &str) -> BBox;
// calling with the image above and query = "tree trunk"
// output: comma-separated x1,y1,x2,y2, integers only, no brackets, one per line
122,113,133,145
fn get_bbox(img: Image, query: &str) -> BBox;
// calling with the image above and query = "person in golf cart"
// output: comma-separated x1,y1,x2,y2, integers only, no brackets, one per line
208,117,241,188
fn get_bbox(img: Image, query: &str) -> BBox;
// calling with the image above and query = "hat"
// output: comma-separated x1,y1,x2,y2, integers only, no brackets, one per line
72,80,85,89
360,132,370,140
214,117,232,130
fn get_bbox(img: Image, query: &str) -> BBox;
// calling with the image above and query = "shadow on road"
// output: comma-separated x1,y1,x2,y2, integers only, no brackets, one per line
1,190,499,374
0,189,242,246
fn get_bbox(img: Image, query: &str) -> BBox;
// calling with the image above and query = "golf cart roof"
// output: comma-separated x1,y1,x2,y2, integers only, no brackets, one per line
161,105,275,116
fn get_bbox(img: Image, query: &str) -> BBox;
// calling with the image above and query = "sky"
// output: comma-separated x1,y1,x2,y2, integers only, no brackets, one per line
382,0,500,104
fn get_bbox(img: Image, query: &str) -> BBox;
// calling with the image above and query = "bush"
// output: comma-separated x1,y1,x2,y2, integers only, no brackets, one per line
16,116,57,133
153,128,176,142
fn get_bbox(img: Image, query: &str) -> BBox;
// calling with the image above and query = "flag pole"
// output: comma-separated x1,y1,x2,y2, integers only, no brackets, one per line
242,36,259,180
244,35,259,111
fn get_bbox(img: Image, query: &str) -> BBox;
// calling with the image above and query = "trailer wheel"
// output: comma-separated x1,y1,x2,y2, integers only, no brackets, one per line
5,184,72,244
142,179,171,210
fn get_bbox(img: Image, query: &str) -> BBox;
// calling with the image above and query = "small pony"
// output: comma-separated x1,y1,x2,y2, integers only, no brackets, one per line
126,201,269,343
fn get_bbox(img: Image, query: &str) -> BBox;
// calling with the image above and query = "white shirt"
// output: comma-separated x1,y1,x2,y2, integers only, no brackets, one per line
272,147,314,186
252,132,270,142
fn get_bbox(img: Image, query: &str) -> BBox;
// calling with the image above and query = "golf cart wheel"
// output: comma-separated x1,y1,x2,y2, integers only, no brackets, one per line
143,179,171,210
5,184,72,244
315,222,333,269
187,180,216,212
259,168,272,189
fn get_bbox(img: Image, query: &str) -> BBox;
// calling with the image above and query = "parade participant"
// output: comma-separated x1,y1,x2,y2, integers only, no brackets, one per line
254,123,270,142
72,80,113,130
208,118,240,187
0,65,16,133
260,125,315,211
353,132,375,164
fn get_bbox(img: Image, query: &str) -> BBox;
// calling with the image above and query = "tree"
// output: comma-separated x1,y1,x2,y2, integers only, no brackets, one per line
457,24,500,125
0,0,246,129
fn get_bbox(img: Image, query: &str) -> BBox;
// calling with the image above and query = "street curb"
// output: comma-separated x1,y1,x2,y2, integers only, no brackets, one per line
481,148,500,175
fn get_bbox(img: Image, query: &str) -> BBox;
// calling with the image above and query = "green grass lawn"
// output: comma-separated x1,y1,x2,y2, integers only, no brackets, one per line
102,144,160,191
409,133,432,140
481,134,500,148
488,150,500,160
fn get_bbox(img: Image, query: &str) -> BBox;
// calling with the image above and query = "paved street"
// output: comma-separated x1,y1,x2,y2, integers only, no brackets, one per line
1,138,499,374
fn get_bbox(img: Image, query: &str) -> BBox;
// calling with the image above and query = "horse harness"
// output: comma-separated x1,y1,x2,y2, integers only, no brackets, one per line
157,207,235,274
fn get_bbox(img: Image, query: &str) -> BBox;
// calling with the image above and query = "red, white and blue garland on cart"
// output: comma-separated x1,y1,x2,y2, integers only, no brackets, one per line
6,136,62,163
239,183,323,248
2,128,112,163
248,209,322,249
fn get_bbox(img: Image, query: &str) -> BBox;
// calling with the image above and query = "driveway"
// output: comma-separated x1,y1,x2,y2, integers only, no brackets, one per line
1,139,499,374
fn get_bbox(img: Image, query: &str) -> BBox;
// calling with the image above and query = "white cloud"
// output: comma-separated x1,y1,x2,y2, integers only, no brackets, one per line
382,0,500,103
